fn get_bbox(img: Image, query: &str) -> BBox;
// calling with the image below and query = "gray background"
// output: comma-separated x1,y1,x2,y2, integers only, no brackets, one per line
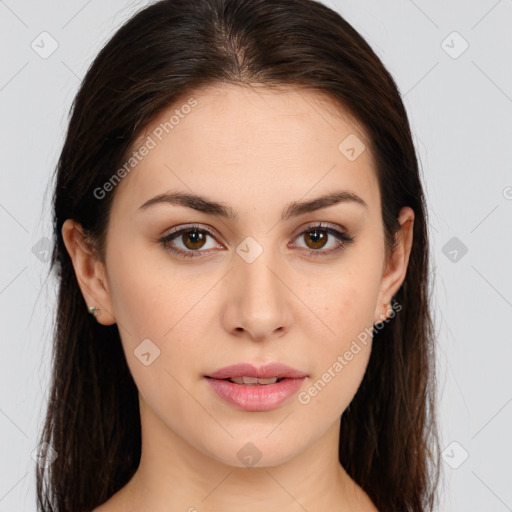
1,0,511,510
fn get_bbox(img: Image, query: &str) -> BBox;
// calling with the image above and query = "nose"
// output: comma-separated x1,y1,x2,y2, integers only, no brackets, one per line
223,243,292,342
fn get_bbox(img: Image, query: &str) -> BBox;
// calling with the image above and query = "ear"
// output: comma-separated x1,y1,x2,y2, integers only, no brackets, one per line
61,219,116,326
373,206,414,324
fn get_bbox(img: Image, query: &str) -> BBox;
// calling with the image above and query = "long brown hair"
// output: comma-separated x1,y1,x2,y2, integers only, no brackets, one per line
37,0,441,510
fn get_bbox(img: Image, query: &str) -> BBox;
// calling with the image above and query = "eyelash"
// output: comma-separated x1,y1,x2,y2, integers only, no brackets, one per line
159,223,355,259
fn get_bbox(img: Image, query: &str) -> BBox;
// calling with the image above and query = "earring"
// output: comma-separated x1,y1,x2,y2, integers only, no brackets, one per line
88,305,100,318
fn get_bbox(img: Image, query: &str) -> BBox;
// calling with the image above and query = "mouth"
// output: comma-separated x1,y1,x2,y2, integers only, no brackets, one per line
208,376,286,385
205,362,308,381
204,363,308,411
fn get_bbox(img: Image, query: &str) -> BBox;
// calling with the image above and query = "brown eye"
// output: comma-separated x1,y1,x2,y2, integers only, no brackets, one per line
303,228,329,250
293,224,355,256
180,228,207,250
160,223,354,260
160,224,222,258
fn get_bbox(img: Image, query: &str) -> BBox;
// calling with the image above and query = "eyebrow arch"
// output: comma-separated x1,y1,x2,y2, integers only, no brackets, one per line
138,190,367,221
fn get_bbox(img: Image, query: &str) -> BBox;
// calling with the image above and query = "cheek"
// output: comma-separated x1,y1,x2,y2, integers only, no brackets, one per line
298,343,372,433
107,251,198,340
319,271,379,345
106,254,214,381
298,284,375,419
107,265,200,417
300,268,379,408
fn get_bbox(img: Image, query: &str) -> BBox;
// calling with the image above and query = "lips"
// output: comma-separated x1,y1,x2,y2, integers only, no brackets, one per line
204,363,308,411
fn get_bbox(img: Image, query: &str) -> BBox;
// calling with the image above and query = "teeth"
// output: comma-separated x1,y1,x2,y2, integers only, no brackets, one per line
229,376,279,385
241,376,259,384
256,377,279,384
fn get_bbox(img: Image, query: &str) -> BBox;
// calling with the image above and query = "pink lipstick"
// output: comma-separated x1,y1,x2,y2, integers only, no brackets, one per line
204,363,307,412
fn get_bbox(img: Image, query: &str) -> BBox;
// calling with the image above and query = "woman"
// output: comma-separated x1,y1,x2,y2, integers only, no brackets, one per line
36,0,441,510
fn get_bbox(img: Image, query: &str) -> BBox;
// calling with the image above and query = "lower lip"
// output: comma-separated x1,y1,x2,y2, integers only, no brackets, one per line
204,377,306,411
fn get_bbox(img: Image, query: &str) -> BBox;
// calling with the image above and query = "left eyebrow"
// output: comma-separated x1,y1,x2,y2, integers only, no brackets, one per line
137,190,368,221
282,190,367,220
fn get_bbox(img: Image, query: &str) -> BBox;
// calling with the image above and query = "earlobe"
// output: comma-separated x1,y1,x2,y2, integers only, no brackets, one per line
61,219,117,326
373,207,414,325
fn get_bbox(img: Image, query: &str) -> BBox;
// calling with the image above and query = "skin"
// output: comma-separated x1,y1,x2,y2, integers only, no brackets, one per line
62,83,414,512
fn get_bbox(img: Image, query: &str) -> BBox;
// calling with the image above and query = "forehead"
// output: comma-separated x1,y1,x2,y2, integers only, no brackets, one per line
142,83,369,149
112,83,379,218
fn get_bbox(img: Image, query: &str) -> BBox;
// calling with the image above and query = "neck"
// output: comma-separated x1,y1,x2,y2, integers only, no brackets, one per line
111,397,375,512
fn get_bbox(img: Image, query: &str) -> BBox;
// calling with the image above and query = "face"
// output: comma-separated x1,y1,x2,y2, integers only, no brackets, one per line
64,83,413,469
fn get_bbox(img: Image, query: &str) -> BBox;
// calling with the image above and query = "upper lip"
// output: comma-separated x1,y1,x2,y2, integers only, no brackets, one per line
206,363,308,380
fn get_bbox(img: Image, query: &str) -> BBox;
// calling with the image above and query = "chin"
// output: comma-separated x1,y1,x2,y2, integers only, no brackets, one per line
201,435,306,469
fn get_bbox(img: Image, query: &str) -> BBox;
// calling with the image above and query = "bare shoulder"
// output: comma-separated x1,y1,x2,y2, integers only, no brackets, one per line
362,493,381,512
367,501,380,512
91,505,111,512
90,493,126,512
91,503,117,512
354,483,380,512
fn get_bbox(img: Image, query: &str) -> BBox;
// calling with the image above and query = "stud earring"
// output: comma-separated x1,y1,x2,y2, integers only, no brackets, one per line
88,305,100,318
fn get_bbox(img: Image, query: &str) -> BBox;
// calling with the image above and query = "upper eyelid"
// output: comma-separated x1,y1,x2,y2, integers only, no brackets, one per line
165,221,346,238
165,223,220,241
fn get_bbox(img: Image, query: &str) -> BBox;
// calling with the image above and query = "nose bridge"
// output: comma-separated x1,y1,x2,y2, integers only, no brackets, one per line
230,235,289,337
237,236,282,304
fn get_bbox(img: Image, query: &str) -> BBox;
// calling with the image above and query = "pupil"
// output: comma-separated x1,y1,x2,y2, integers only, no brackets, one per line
184,229,205,249
307,229,326,249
